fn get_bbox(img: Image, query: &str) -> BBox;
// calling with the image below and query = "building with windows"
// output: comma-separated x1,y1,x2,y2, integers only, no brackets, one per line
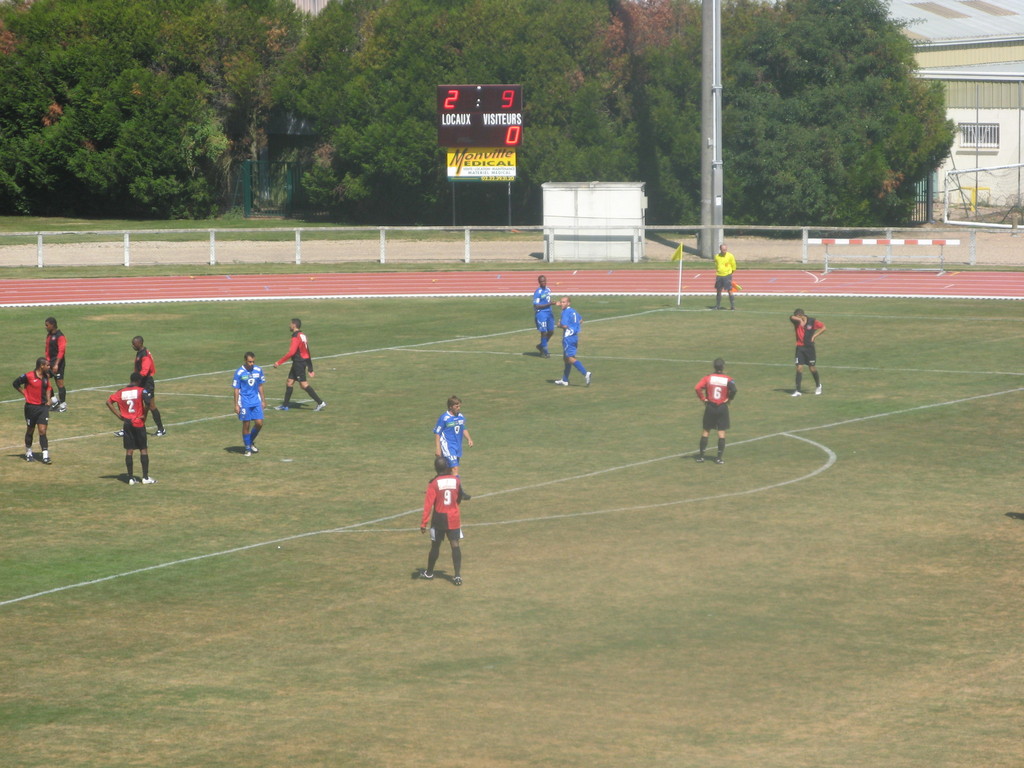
889,0,1024,222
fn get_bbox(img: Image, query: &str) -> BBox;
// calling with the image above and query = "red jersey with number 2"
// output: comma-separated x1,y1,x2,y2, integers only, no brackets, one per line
695,373,735,405
108,385,149,427
422,474,462,529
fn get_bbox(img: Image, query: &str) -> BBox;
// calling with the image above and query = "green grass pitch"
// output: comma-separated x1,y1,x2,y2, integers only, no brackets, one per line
1,293,1022,767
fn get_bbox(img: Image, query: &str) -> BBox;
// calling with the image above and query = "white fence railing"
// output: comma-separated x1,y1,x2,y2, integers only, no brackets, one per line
0,225,995,268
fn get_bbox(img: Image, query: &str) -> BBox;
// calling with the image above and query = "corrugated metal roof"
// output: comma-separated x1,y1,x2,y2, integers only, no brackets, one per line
889,0,1024,41
918,59,1024,79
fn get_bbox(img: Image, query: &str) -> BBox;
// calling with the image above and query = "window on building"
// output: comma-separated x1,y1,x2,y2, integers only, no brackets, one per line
959,123,1000,149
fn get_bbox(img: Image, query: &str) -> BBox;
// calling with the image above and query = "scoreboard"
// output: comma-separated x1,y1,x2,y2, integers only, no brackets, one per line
437,84,523,148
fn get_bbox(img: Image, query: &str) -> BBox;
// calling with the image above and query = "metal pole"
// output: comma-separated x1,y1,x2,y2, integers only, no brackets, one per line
700,0,724,258
676,252,684,306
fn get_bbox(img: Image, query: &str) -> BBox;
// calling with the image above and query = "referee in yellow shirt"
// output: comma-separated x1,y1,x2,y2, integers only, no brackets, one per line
713,243,737,310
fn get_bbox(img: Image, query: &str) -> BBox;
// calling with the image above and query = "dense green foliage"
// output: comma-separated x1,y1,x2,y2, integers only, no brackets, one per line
0,0,952,224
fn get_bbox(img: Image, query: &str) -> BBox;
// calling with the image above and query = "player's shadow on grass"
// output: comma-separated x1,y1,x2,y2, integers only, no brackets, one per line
409,569,458,585
224,446,249,455
99,474,134,484
1006,512,1024,521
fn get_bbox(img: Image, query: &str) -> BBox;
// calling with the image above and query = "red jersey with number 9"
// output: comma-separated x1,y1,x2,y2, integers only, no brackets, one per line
422,474,462,529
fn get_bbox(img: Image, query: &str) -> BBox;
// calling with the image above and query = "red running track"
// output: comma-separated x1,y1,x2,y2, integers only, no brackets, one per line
1,268,1022,306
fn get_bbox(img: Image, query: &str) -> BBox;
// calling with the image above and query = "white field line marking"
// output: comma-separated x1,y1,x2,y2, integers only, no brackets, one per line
0,432,832,608
0,308,667,409
3,387,1020,608
348,432,836,531
397,348,1024,378
2,303,1020,408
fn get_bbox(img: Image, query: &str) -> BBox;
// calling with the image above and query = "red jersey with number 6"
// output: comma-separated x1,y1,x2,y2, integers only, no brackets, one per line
422,474,462,529
695,373,736,405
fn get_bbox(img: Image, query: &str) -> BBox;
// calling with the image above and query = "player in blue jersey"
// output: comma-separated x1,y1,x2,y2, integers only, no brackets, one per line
532,275,555,358
233,351,266,457
554,296,592,387
434,395,474,498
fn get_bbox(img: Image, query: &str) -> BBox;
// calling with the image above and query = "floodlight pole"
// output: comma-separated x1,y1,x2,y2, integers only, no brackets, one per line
700,0,724,259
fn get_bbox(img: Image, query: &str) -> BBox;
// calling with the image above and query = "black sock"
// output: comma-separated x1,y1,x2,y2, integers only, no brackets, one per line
812,371,821,386
795,372,803,391
699,436,708,456
126,456,134,477
717,438,726,458
282,386,293,406
304,386,323,405
141,454,150,478
39,435,48,451
452,546,462,578
58,386,67,403
427,541,441,574
151,408,164,430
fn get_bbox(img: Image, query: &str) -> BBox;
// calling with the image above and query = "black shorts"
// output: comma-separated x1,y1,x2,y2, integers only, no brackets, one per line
429,512,463,542
24,403,49,428
49,359,66,380
288,359,310,382
122,423,148,451
140,377,156,396
795,346,817,366
715,275,733,291
702,402,730,432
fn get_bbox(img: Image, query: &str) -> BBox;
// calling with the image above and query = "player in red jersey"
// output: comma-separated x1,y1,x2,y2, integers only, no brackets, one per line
694,357,737,465
132,336,167,435
420,456,470,585
12,357,53,464
44,317,68,412
789,309,826,396
273,318,325,412
106,372,156,485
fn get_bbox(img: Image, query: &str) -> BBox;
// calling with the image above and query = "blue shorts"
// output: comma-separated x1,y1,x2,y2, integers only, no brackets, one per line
562,337,579,358
239,403,264,422
535,313,554,333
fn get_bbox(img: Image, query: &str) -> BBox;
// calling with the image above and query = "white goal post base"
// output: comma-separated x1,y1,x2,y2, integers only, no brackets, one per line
807,238,959,274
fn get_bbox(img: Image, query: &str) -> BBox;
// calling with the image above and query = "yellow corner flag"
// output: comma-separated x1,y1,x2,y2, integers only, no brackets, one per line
730,281,742,293
670,244,683,262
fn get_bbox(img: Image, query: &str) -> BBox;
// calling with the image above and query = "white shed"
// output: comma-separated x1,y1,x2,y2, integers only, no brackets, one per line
542,182,647,262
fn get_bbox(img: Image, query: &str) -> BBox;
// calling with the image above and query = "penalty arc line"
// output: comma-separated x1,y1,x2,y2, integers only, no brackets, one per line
0,432,836,609
1,386,1019,608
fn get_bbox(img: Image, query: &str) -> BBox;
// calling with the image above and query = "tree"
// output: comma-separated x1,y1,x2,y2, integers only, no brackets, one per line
722,0,954,225
0,0,300,217
277,0,638,224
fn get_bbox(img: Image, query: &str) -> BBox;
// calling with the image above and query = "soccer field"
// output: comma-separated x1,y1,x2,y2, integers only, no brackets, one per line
1,295,1022,767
